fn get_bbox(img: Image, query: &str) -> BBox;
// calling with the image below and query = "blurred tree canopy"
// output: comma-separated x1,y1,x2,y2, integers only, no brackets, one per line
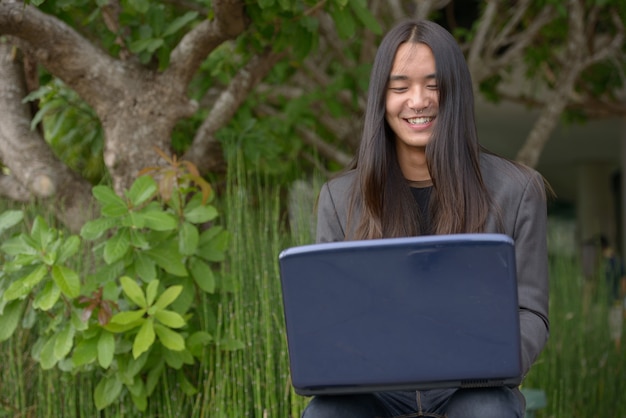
0,0,624,231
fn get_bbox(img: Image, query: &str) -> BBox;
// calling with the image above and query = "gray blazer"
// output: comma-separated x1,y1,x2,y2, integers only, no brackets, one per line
316,152,549,377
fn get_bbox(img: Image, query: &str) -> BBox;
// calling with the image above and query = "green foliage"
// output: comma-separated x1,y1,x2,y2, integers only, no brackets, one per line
0,158,234,412
21,0,385,188
37,0,202,69
23,80,105,184
479,73,504,104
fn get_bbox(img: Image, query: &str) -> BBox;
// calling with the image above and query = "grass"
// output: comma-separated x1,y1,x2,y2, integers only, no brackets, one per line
523,256,626,417
0,164,625,417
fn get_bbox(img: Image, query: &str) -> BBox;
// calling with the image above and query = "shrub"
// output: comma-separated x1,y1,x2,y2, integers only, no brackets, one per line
0,159,236,411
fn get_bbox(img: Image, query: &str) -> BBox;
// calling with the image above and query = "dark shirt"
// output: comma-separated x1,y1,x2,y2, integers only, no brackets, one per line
408,180,433,235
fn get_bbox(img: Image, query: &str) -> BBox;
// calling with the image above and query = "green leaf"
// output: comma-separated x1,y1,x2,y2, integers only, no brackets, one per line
40,335,59,369
54,324,75,360
128,0,150,13
0,210,23,235
33,281,61,311
129,228,149,249
130,386,148,411
154,310,186,329
129,38,164,54
121,276,147,308
110,310,146,325
101,201,129,218
177,370,198,396
4,264,48,301
124,352,149,380
0,300,25,342
93,185,126,207
72,337,98,368
51,265,81,298
350,0,382,35
124,374,144,394
4,254,38,272
155,323,185,351
189,257,215,294
31,216,54,249
178,221,199,256
145,242,187,277
133,318,155,359
146,280,159,307
123,211,146,229
94,375,123,410
329,3,356,39
217,337,245,351
1,235,38,256
104,318,144,333
168,277,194,313
187,331,213,357
183,195,218,223
163,347,184,369
154,285,182,310
80,217,118,240
57,236,80,263
197,229,230,262
140,210,177,231
30,98,63,129
97,331,115,369
126,176,157,207
290,24,315,60
162,11,198,37
145,360,164,395
135,253,157,281
104,229,131,264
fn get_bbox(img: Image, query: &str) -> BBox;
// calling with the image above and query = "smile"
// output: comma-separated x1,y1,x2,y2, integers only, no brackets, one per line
406,117,434,125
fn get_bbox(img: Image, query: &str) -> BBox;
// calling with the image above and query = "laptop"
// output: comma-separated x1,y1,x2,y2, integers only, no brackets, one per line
278,233,522,396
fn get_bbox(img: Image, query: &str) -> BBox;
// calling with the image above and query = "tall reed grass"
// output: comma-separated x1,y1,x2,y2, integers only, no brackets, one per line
523,256,626,417
0,163,624,417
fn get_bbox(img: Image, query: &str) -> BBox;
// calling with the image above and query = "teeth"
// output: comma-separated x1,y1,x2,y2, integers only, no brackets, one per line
407,117,433,125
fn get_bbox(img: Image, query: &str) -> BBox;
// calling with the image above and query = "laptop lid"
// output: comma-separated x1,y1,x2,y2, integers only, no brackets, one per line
278,233,522,396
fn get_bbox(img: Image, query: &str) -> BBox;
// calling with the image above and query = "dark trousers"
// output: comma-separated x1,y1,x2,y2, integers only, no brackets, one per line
301,387,524,418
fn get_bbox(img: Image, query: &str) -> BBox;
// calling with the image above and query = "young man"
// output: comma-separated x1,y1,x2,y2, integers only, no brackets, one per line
305,19,550,418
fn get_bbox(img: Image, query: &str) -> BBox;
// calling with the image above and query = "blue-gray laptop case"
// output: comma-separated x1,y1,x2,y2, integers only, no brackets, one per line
278,233,523,396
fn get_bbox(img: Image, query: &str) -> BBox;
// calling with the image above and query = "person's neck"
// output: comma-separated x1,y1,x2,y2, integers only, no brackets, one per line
396,147,430,182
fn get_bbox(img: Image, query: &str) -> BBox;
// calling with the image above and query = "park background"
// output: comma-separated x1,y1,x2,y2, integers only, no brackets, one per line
0,0,625,416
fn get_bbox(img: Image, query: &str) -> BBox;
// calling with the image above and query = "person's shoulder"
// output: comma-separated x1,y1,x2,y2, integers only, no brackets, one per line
323,169,357,194
480,152,541,183
480,152,544,195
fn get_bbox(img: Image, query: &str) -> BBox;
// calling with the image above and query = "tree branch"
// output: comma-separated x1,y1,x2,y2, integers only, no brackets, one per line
487,0,531,57
0,0,128,109
583,12,624,67
0,174,30,201
183,48,284,172
467,0,498,81
0,39,95,231
514,0,586,168
166,0,248,87
492,5,556,74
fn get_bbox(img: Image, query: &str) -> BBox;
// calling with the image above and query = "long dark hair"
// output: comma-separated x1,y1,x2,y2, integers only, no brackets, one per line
347,19,491,239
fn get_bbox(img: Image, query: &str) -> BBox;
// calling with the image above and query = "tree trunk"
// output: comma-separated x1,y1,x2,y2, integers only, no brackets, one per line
0,40,96,232
0,0,247,201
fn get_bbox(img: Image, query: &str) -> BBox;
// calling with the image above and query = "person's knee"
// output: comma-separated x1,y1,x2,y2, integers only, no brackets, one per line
301,394,385,418
445,387,523,418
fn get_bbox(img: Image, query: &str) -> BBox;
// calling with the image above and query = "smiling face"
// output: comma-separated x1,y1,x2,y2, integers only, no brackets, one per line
385,42,439,158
